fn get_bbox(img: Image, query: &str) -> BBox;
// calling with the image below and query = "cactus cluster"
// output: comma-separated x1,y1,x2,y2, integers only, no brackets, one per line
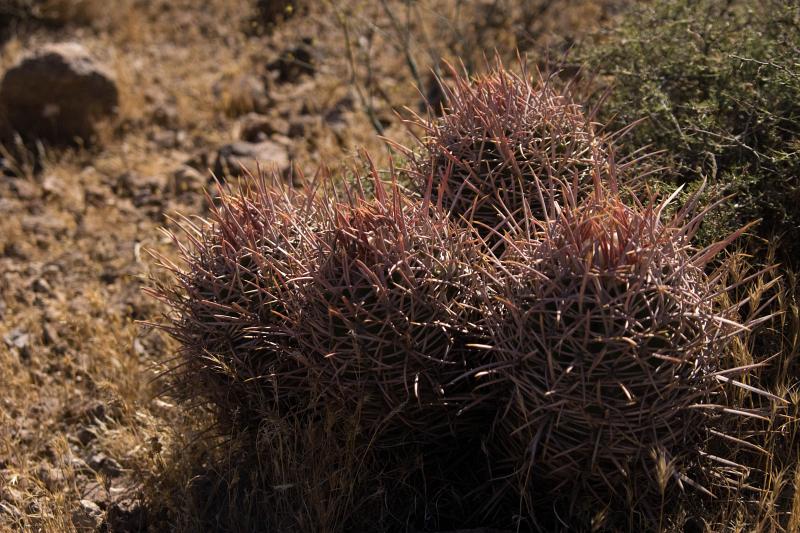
151,63,774,530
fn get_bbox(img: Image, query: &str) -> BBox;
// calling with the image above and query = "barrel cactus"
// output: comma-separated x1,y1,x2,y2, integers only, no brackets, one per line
150,166,487,436
149,168,495,529
149,177,321,427
475,182,762,523
288,174,484,442
403,62,606,239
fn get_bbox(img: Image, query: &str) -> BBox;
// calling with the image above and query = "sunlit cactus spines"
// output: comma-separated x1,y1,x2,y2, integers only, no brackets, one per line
402,61,607,238
150,166,487,440
148,63,781,530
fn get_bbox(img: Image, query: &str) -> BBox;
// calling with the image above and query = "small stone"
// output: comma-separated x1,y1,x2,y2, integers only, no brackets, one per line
75,427,96,446
10,178,39,200
171,165,205,194
15,428,34,445
81,480,106,502
150,129,180,149
71,499,104,531
88,453,122,478
288,117,312,138
213,140,290,179
107,499,146,532
113,172,163,198
324,92,355,126
183,151,211,172
4,328,31,360
268,38,315,84
270,134,292,148
152,104,179,128
83,184,108,207
144,87,178,127
213,74,270,115
78,400,121,424
42,321,60,346
0,42,118,144
31,278,52,294
41,174,63,196
236,112,288,142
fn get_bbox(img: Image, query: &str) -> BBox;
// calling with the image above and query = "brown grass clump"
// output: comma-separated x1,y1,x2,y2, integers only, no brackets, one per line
472,179,781,527
401,61,606,240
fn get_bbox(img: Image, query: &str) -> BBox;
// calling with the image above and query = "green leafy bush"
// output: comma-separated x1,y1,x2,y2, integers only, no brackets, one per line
579,0,800,261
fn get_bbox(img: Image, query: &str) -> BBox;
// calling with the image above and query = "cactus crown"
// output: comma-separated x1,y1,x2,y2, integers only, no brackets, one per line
401,62,605,240
287,174,484,439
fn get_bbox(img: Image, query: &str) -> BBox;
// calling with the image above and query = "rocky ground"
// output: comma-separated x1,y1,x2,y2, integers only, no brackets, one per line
0,1,628,531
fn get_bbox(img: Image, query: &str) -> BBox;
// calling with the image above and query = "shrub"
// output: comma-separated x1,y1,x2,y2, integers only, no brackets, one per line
401,62,607,241
579,0,800,262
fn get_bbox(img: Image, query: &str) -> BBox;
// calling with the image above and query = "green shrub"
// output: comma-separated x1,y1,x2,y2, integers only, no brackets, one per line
579,0,800,262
